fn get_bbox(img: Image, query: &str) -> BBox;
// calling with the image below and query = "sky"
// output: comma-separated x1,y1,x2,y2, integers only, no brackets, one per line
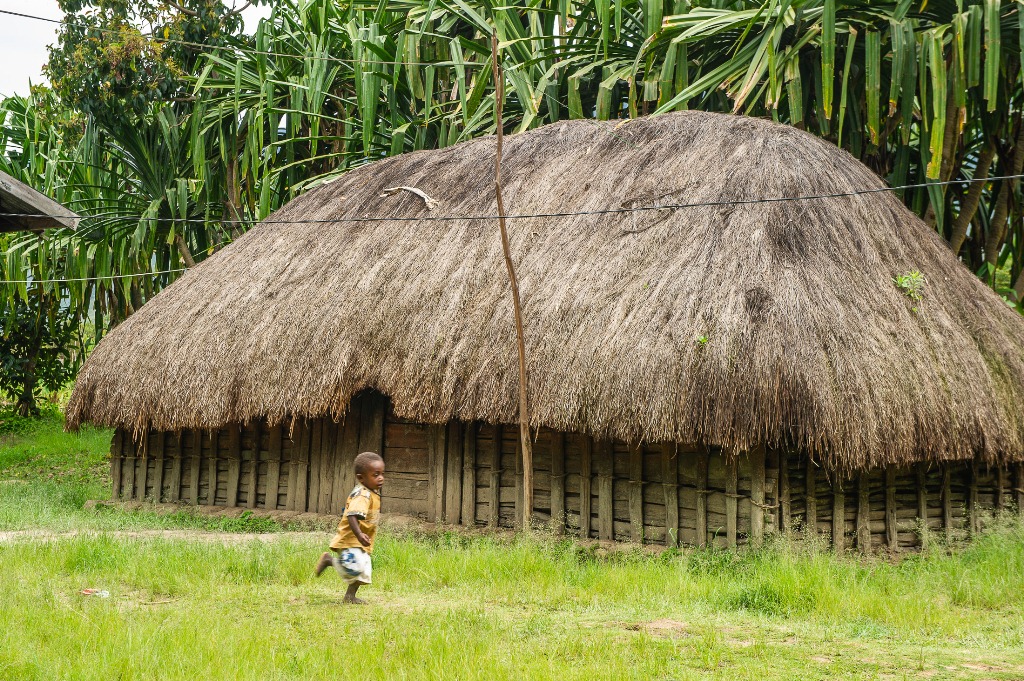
0,0,272,98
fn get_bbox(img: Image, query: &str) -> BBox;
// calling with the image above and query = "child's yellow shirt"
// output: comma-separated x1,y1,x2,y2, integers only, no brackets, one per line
329,484,381,553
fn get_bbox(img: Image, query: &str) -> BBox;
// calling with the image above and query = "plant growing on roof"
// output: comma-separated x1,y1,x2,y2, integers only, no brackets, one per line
895,271,926,314
894,271,926,302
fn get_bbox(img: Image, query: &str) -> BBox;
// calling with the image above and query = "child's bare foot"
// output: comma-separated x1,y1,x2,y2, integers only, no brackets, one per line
314,552,333,577
343,595,367,605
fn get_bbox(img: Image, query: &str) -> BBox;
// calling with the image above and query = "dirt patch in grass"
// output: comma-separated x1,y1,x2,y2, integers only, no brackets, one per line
0,528,319,544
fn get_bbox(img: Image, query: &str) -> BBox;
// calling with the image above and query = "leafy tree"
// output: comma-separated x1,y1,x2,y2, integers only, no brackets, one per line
0,288,81,417
46,0,267,130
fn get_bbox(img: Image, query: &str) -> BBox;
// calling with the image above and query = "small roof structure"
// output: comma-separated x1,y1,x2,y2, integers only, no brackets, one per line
66,111,1024,471
0,170,79,232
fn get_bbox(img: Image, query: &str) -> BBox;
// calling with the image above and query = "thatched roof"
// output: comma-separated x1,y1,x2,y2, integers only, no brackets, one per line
67,111,1024,470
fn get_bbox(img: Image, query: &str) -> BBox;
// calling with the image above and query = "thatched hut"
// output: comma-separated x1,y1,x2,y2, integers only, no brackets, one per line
68,111,1024,551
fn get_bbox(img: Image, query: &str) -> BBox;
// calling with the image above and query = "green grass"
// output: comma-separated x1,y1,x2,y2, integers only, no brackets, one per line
2,410,1024,679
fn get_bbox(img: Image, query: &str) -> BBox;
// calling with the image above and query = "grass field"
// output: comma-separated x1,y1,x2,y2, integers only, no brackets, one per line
2,409,1024,680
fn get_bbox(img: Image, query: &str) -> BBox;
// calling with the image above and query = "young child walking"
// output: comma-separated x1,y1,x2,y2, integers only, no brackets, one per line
314,451,384,604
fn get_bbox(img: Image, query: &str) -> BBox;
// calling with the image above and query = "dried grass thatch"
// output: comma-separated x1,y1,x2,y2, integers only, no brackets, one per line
67,111,1024,470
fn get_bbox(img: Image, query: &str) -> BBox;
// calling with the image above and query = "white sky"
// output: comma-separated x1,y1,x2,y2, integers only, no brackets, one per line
0,0,272,97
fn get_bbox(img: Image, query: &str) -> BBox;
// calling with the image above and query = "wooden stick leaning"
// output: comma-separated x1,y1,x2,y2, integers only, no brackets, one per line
491,32,534,530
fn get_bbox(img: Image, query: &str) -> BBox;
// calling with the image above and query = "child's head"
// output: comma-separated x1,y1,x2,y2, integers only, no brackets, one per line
354,451,385,491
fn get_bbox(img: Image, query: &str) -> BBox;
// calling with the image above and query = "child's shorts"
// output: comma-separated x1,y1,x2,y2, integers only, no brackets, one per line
332,547,372,584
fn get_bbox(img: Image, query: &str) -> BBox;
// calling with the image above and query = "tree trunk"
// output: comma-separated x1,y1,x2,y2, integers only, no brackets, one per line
985,121,1024,268
225,145,245,239
949,141,996,255
174,233,197,268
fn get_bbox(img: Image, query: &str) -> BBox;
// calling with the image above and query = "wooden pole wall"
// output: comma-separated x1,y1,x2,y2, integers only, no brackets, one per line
106,403,1022,550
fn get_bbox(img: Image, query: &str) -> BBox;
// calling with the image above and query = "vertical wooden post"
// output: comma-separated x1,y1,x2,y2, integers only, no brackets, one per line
266,424,283,510
885,465,898,551
124,434,137,500
549,432,565,534
629,443,644,543
805,458,817,537
995,466,1006,512
151,431,165,503
596,441,614,541
284,421,300,511
445,422,464,525
295,421,310,513
206,430,219,505
490,39,534,530
916,463,929,548
330,419,347,513
488,425,502,528
725,455,738,548
461,423,478,527
110,430,123,501
514,435,524,528
857,471,871,554
318,420,338,514
226,426,242,508
189,431,201,505
832,478,845,552
662,444,679,547
248,423,261,509
169,431,183,503
339,400,362,500
325,421,342,512
968,461,979,536
1016,463,1024,518
941,466,953,542
307,420,322,513
778,451,791,534
579,435,592,539
695,448,709,547
136,432,149,502
750,446,766,546
428,424,448,523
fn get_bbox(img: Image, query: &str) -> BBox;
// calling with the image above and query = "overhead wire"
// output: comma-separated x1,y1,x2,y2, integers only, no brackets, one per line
1,173,1021,286
2,173,1023,225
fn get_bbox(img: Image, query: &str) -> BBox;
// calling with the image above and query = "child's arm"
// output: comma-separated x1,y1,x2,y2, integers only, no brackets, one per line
347,514,371,547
